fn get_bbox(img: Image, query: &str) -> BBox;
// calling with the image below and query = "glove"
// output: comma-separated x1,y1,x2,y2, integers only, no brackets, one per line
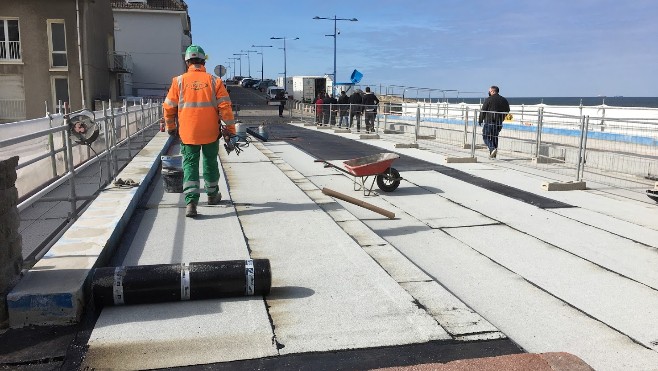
168,129,177,136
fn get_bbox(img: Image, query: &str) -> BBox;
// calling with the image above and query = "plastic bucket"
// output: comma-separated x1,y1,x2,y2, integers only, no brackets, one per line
162,169,183,193
235,122,247,142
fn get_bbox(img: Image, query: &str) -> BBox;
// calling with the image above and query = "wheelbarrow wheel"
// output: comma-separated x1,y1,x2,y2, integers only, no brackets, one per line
377,167,400,192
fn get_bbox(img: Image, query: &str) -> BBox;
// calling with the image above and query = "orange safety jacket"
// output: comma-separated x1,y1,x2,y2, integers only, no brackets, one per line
163,64,235,145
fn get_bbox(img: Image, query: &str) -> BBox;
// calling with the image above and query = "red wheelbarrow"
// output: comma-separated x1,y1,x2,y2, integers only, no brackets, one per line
315,153,402,196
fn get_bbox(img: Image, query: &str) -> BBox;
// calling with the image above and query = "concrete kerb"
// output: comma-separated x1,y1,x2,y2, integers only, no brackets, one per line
541,181,587,191
446,157,478,164
7,132,174,327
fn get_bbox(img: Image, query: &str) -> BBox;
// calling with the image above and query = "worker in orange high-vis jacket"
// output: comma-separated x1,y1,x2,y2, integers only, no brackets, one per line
163,44,236,217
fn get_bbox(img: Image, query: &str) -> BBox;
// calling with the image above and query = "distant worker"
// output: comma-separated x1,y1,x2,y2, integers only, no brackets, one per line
315,92,324,125
322,93,332,126
478,85,510,158
362,87,380,133
274,89,286,117
163,44,236,218
349,89,363,131
337,90,350,128
323,93,338,126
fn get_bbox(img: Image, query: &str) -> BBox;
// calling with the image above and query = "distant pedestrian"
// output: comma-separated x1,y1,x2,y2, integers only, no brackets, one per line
362,87,379,133
478,85,510,158
349,89,363,131
274,89,286,117
337,90,350,127
315,92,324,124
323,93,338,126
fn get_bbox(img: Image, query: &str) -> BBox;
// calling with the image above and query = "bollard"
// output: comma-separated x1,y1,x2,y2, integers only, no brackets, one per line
91,259,271,306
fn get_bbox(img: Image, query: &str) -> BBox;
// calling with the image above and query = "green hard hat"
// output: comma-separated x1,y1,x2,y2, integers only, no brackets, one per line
184,44,206,61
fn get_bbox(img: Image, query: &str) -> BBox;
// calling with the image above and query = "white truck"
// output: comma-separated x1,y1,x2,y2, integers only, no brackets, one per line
291,76,331,103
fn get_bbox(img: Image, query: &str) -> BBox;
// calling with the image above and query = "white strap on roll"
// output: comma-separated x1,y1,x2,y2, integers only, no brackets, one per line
180,263,191,301
245,259,255,296
113,266,126,305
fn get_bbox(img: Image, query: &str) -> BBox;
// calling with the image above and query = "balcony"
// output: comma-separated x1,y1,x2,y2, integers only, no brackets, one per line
0,41,21,61
0,99,26,123
108,51,133,73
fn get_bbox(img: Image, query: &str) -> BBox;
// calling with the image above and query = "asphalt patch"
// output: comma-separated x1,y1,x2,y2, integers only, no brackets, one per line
267,124,574,209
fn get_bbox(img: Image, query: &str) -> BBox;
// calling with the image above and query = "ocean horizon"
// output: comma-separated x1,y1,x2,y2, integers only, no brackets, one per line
438,96,658,108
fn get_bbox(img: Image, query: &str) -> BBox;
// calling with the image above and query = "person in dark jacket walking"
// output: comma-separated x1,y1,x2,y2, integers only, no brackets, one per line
337,90,350,127
323,93,338,126
478,85,510,158
362,87,379,133
348,89,363,131
274,90,286,117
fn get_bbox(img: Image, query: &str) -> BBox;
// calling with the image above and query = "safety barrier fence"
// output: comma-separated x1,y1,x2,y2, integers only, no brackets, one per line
0,99,161,215
291,101,658,193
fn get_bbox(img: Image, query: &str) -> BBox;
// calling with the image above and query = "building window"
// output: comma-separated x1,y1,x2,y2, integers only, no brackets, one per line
0,18,21,61
51,76,69,111
47,20,67,69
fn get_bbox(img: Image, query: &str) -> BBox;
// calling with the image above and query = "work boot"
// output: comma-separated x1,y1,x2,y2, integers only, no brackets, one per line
185,202,197,217
207,192,222,205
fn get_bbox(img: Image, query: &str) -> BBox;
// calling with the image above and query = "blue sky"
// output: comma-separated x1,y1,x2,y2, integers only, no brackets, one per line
186,0,658,98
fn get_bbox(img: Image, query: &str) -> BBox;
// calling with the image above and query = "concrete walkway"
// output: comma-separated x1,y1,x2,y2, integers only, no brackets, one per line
7,89,657,370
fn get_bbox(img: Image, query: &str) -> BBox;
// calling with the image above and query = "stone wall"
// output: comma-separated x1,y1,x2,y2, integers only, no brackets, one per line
0,156,22,328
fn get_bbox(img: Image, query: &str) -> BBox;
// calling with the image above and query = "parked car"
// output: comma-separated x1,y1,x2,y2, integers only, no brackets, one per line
241,78,258,88
255,79,276,92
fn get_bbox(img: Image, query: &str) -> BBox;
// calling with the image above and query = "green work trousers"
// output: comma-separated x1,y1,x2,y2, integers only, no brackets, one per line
181,140,220,205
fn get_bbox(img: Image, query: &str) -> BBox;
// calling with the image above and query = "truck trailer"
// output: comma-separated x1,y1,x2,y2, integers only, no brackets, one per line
291,76,332,103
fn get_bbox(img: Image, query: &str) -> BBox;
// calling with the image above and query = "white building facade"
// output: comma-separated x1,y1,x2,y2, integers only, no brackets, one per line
110,0,191,98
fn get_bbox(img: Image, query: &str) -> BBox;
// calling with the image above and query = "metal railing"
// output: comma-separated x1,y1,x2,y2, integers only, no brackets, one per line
0,40,21,60
0,99,161,266
108,51,134,73
0,99,161,211
290,101,658,194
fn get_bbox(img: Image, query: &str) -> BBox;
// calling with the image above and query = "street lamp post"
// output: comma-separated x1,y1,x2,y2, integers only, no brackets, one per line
252,44,273,82
240,49,258,78
232,53,246,77
313,15,358,96
270,36,299,92
228,57,239,79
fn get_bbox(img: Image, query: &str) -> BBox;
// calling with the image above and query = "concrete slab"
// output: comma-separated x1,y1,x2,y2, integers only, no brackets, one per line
401,171,658,291
400,281,504,340
551,206,658,249
363,223,658,371
224,158,450,354
268,141,506,345
84,299,275,369
447,224,658,351
337,219,389,246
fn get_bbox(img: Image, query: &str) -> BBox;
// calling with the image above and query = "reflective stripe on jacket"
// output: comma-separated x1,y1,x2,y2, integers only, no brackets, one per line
163,64,235,145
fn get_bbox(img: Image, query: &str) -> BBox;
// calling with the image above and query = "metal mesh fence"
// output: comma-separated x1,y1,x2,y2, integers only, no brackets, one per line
290,99,658,195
